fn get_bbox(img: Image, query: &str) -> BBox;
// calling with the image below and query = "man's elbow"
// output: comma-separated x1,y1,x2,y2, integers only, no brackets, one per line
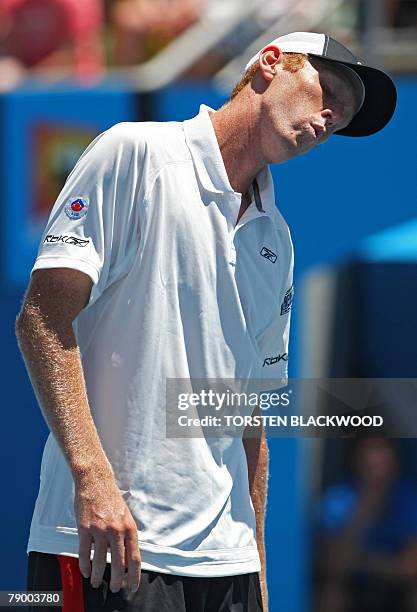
15,303,39,357
15,304,31,341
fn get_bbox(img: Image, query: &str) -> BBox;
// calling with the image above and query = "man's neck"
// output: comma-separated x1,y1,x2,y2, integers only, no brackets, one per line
209,99,265,198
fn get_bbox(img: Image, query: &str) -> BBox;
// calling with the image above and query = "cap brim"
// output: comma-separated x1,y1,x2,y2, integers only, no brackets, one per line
309,55,397,137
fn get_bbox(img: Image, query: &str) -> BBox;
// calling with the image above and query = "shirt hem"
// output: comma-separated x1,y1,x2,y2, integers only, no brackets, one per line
31,257,100,285
27,530,261,577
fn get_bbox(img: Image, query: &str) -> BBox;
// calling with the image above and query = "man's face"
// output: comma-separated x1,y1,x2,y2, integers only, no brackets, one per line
355,438,398,487
259,54,361,162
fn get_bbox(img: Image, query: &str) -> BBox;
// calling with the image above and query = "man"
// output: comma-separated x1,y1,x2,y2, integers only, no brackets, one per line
16,32,396,612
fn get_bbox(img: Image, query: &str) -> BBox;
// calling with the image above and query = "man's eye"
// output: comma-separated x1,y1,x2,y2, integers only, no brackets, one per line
322,84,333,99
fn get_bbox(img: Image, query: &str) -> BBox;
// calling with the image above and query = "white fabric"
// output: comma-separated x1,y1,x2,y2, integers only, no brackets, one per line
27,105,294,576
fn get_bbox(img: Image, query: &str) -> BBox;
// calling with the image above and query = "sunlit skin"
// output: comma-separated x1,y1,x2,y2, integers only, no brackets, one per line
258,52,361,160
211,45,362,205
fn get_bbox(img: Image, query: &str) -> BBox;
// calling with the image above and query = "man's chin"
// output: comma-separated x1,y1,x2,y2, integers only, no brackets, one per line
268,133,314,164
285,136,315,159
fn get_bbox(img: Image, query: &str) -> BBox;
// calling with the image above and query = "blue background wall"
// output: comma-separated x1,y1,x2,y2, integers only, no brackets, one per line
1,77,415,612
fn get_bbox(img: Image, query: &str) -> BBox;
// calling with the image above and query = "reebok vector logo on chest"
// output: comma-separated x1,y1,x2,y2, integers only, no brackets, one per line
260,246,277,263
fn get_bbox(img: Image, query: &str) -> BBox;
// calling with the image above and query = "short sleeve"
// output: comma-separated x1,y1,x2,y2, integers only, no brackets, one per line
256,242,294,389
31,122,144,307
257,297,292,380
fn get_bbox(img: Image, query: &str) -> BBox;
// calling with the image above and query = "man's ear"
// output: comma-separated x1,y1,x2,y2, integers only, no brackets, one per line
258,45,282,82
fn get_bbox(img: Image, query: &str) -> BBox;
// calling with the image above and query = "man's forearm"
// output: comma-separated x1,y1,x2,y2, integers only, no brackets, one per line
243,418,269,608
245,432,268,564
15,302,114,485
16,286,142,592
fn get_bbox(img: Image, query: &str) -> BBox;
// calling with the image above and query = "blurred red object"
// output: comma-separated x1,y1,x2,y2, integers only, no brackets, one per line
0,0,104,77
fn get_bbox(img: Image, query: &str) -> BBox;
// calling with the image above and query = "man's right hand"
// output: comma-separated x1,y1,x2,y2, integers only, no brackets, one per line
16,269,142,594
74,476,141,593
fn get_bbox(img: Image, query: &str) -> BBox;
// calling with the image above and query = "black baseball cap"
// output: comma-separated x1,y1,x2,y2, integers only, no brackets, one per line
244,31,397,137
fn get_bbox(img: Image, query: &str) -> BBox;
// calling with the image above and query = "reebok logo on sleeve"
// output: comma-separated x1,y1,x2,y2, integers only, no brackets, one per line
43,234,90,247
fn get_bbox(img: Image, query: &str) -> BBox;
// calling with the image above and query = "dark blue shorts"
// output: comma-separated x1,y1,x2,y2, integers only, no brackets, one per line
27,551,264,611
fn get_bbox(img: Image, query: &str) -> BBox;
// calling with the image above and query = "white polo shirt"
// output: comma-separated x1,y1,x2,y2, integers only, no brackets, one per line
27,105,294,576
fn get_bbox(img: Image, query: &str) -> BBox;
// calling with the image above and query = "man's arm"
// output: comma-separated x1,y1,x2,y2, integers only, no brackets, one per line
243,407,269,611
15,268,141,594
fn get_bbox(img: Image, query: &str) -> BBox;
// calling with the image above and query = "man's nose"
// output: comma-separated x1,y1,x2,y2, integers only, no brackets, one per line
321,108,338,129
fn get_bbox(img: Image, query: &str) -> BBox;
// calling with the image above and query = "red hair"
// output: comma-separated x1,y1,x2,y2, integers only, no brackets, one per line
230,52,308,100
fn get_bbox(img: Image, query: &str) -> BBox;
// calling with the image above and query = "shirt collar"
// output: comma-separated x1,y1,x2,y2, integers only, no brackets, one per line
183,104,233,195
183,104,280,229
